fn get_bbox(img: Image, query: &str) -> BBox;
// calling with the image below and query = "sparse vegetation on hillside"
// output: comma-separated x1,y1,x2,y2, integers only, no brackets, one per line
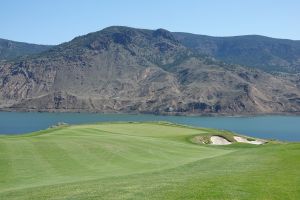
174,32,300,73
1,26,300,115
0,38,52,61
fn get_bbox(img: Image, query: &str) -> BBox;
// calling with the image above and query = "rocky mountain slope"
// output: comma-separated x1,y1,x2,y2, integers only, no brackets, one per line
0,38,52,61
174,32,300,73
0,26,300,115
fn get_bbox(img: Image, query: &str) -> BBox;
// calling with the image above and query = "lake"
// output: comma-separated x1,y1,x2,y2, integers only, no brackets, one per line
0,112,299,141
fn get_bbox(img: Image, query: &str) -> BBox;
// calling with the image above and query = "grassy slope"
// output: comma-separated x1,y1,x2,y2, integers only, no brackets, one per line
0,122,299,200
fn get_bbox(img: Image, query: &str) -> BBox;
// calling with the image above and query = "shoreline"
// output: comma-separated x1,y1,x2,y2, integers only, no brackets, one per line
0,111,299,142
1,108,300,117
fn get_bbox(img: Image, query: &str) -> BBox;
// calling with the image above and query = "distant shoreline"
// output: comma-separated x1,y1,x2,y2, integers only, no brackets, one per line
1,108,300,117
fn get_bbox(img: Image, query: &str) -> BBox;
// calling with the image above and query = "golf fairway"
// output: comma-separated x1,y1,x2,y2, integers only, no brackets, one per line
0,122,299,199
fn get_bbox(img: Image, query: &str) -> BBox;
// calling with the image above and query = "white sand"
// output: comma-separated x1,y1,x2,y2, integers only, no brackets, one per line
233,136,265,145
210,136,232,145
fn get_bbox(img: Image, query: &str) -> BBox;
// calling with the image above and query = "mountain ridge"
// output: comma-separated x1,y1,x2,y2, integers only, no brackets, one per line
2,26,300,74
173,32,300,73
0,38,53,61
0,26,300,115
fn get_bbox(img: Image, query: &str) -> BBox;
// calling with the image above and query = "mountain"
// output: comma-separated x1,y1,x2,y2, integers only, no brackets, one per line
173,32,300,73
0,38,52,61
0,26,300,115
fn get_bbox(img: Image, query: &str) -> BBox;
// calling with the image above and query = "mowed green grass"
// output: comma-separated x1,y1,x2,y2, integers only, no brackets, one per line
0,122,299,200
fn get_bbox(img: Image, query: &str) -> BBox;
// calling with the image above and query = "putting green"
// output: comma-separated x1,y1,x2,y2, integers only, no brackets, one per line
0,122,299,199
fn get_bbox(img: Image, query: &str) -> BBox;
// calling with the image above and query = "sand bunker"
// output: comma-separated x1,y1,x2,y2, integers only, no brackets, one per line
210,136,232,145
234,136,265,145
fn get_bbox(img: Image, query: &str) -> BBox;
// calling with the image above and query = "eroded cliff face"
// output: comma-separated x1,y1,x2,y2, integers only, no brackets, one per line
1,26,300,115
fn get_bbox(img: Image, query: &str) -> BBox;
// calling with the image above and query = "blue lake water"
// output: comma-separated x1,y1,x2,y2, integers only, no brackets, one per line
0,112,299,141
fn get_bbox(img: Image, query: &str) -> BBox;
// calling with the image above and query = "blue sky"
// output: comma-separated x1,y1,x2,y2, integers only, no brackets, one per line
0,0,299,44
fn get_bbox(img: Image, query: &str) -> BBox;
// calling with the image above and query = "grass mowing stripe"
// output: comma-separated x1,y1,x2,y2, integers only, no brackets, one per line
0,145,234,197
31,140,90,176
0,140,13,188
0,122,299,199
